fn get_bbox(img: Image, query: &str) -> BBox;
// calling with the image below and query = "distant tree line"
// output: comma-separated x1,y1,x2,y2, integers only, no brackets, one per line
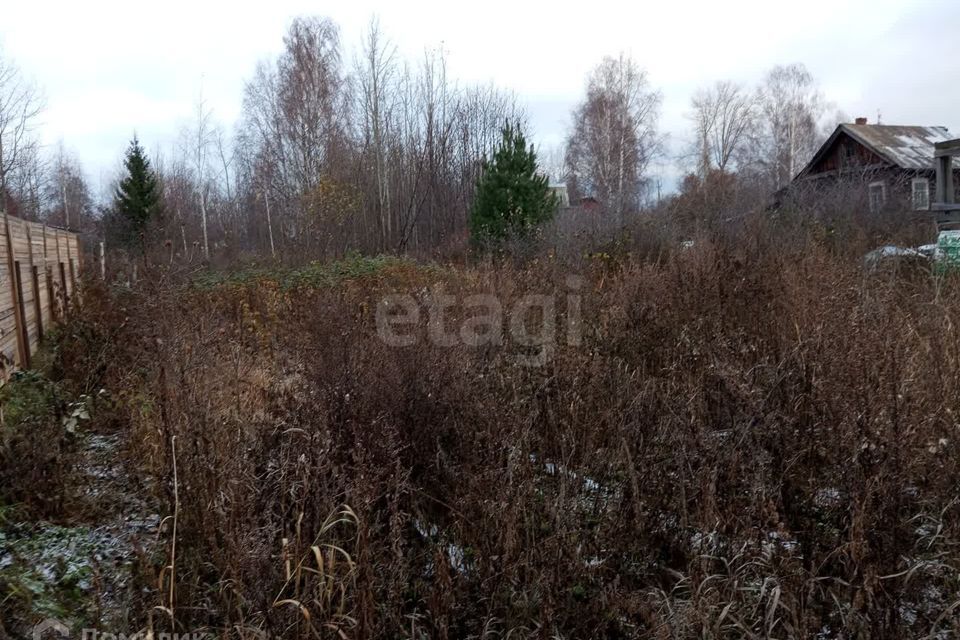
0,18,841,262
0,51,95,233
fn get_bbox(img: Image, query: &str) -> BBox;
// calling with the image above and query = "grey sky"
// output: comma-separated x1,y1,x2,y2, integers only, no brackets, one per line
2,0,957,196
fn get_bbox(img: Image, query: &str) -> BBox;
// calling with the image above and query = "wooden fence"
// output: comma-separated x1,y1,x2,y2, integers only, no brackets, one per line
0,212,81,376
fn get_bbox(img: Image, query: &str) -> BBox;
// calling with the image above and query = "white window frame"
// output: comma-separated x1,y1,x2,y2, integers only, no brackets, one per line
869,181,887,213
912,177,930,210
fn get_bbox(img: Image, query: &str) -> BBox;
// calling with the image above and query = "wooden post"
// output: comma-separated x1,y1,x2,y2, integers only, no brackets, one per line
99,241,105,280
59,261,67,316
14,260,30,368
3,213,29,367
42,224,56,325
934,140,960,228
936,156,954,204
32,265,42,342
75,234,82,274
53,229,67,316
65,231,76,296
25,224,42,343
934,140,958,201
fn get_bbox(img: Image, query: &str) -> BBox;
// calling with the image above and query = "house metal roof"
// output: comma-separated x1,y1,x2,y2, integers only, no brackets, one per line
841,124,955,170
797,123,959,181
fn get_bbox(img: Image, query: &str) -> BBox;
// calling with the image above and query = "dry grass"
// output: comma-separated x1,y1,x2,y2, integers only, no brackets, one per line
38,209,960,638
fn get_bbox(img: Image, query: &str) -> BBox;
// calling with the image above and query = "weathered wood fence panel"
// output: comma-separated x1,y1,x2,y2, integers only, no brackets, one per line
0,212,81,378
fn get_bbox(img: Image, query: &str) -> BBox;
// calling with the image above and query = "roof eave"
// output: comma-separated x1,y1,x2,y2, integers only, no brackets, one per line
795,124,846,181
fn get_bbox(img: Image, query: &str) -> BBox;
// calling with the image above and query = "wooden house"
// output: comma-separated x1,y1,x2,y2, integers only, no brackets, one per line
793,118,959,212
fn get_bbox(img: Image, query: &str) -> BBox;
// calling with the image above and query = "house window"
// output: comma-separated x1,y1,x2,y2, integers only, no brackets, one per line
869,181,886,213
912,178,930,210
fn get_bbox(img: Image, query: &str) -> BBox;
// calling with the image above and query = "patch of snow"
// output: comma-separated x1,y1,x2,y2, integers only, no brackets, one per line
815,487,843,508
765,530,798,554
446,544,466,572
531,453,607,496
413,518,468,574
690,530,722,553
918,244,938,257
412,518,439,539
899,603,918,626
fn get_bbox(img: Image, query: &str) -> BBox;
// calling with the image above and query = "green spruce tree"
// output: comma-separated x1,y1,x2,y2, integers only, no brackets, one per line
470,121,556,245
111,136,161,251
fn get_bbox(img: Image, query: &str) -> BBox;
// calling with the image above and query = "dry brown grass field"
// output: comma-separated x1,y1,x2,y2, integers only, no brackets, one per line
3,209,960,639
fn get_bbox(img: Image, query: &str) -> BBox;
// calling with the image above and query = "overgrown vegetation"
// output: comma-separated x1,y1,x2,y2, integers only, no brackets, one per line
0,314,152,636
5,203,955,639
3,5,959,637
190,253,441,291
0,370,76,518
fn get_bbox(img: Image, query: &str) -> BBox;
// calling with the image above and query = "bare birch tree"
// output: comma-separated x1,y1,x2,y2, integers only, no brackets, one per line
565,54,662,222
48,143,92,230
240,16,348,251
756,63,824,189
357,17,398,248
184,91,215,259
279,17,348,198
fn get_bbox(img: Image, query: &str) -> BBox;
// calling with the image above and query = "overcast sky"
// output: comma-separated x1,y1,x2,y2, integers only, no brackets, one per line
1,0,958,196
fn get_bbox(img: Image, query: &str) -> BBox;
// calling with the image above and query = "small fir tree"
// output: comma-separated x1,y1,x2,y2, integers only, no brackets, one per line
470,121,556,245
112,136,160,251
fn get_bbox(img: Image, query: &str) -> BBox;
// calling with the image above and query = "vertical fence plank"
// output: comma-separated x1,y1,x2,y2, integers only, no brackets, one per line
13,258,30,368
65,230,76,294
0,214,14,375
26,223,43,345
3,213,28,368
43,224,56,326
30,222,48,339
53,228,65,317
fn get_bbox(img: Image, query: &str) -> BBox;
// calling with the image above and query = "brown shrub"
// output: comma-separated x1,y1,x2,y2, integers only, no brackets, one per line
67,216,960,638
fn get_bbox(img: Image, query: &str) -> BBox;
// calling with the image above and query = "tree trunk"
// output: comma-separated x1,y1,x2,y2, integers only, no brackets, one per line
264,187,277,259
